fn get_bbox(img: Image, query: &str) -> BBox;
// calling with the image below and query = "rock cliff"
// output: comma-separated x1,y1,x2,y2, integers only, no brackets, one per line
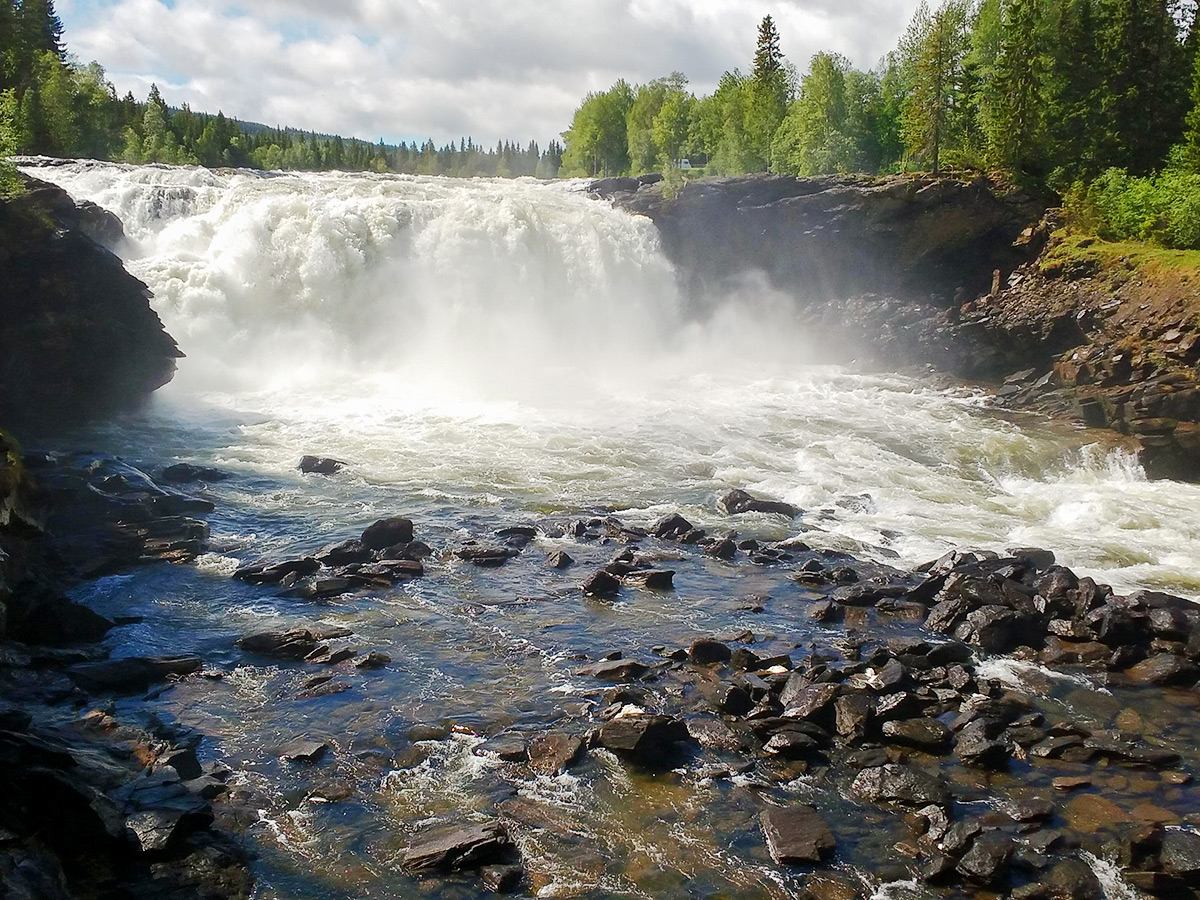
0,176,181,427
603,173,1047,305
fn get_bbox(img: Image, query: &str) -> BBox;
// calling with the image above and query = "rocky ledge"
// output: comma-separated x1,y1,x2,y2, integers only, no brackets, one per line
0,439,253,899
0,176,181,427
600,172,1047,305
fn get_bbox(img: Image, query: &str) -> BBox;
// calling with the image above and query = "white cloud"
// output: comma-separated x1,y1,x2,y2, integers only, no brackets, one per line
59,0,923,145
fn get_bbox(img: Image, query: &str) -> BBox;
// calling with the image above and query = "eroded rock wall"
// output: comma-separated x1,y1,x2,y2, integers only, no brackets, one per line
0,176,181,428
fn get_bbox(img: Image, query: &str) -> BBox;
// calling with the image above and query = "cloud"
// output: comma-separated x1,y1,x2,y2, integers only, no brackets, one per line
58,0,923,146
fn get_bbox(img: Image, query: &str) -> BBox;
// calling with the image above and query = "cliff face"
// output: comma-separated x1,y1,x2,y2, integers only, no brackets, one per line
0,176,181,428
604,173,1047,305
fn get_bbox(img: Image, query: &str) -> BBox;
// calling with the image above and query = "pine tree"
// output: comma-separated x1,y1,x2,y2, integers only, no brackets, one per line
982,0,1047,174
899,0,972,173
753,15,783,82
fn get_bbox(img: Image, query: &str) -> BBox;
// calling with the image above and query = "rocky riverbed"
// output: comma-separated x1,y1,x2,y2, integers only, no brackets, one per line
6,444,1200,899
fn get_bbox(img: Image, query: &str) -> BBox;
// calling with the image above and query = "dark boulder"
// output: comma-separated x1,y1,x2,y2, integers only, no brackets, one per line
851,764,948,807
160,463,230,484
581,570,621,597
402,820,516,873
594,714,691,766
688,638,732,665
361,517,414,550
298,456,346,475
719,489,799,517
235,629,319,659
651,513,694,540
527,733,584,776
67,655,202,693
881,718,952,752
760,806,836,865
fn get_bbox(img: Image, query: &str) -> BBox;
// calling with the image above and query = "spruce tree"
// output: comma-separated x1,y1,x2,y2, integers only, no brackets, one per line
900,0,971,173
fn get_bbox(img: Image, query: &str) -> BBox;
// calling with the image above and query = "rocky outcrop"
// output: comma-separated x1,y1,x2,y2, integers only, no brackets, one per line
604,173,1047,305
0,176,181,427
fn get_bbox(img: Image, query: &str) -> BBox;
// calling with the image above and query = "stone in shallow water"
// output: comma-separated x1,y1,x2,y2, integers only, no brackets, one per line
623,568,675,589
279,739,328,763
1125,652,1200,686
851,764,948,807
298,456,346,475
67,655,202,693
361,517,414,549
546,550,574,569
235,629,318,659
759,805,836,865
402,820,515,873
956,832,1012,885
527,732,583,775
594,714,690,765
719,489,799,518
688,638,731,665
581,569,621,597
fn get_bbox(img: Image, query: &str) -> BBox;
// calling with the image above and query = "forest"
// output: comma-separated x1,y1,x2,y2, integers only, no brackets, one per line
561,1,1200,248
0,1,563,178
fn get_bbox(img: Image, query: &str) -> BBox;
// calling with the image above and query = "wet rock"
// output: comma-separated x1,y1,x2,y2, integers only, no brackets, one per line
719,490,799,518
546,550,574,569
799,873,862,900
1161,830,1200,880
233,557,320,585
760,805,836,865
1042,858,1103,900
527,733,583,775
651,513,694,540
298,456,346,475
954,605,1035,654
1009,797,1055,822
279,739,329,763
689,638,732,665
956,832,1012,885
834,695,874,743
882,718,952,752
623,569,675,589
361,517,415,550
156,747,202,781
480,864,524,893
455,545,519,567
581,569,621,597
763,731,820,758
687,718,747,752
67,655,202,693
954,719,1009,769
715,683,753,716
477,734,528,762
235,629,319,659
851,764,948,807
402,820,516,872
594,714,691,765
161,463,230,484
782,682,841,721
705,537,737,560
354,652,391,670
581,658,650,681
1125,653,1199,686
1063,794,1131,832
317,539,373,566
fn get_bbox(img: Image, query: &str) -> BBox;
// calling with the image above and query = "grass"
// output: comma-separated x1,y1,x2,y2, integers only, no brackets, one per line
1039,229,1200,280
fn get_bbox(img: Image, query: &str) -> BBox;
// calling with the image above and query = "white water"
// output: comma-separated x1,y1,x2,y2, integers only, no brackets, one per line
23,159,1200,596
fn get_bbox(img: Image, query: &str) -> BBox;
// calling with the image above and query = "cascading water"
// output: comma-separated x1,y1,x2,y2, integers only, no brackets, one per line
25,158,1200,595
18,159,1193,900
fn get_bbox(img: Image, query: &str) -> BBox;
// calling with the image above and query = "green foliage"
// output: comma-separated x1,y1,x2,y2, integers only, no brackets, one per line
561,81,634,176
898,0,973,173
770,52,853,175
0,157,23,197
1065,167,1200,248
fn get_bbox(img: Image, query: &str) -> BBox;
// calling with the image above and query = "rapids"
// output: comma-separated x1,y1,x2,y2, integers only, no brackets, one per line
16,159,1200,899
21,159,1200,596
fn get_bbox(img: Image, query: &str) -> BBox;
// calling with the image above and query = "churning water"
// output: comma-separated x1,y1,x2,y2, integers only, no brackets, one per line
25,159,1200,596
19,160,1200,899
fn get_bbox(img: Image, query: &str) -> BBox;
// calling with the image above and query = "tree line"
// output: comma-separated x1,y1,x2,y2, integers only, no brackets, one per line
562,2,1197,185
0,0,563,177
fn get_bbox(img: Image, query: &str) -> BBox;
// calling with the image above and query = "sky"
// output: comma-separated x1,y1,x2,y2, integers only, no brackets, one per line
56,0,925,148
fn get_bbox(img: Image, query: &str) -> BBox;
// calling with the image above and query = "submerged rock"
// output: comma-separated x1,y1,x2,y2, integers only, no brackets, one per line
594,713,691,765
67,655,202,693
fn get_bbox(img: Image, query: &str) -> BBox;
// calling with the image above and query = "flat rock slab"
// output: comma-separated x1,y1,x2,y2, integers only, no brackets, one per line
68,655,202,693
760,806,836,865
402,820,515,873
